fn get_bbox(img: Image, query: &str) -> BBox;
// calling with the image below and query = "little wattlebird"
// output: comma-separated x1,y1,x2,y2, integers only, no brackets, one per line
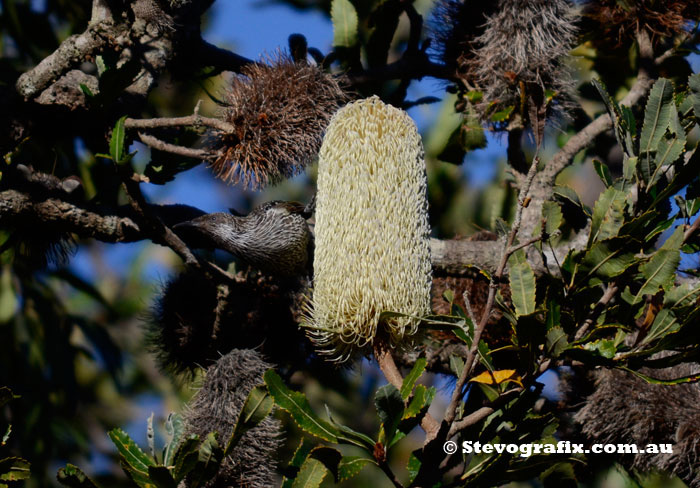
173,200,313,277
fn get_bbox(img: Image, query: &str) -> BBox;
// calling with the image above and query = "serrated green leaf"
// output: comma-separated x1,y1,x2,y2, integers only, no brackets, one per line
582,239,637,279
633,226,683,303
171,435,199,482
324,405,375,449
226,384,273,455
187,433,223,488
665,284,700,308
622,155,637,184
450,355,465,376
292,457,328,488
281,438,315,488
57,464,98,488
589,187,627,244
374,384,404,446
583,339,616,359
109,116,128,164
400,358,426,400
308,447,342,482
640,308,679,345
264,370,339,442
407,452,421,483
338,457,374,482
330,0,358,48
639,78,675,182
109,428,154,475
403,385,435,420
0,458,29,482
546,327,568,357
119,461,152,488
620,367,700,385
542,201,563,236
592,159,613,187
593,79,634,157
508,249,536,316
163,413,184,467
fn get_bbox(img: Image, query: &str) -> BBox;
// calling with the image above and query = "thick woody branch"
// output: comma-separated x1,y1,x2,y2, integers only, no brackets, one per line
15,24,120,99
0,187,499,278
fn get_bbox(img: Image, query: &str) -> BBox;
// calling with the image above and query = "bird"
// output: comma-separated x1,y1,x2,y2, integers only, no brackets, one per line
173,200,313,277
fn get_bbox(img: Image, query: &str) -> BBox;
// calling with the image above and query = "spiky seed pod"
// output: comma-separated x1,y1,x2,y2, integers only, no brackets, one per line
146,270,306,376
583,0,700,47
470,0,578,122
306,96,432,362
210,54,349,189
574,365,700,487
183,349,282,488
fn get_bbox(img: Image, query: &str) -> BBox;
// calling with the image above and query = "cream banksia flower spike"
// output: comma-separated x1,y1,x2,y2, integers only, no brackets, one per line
307,96,432,362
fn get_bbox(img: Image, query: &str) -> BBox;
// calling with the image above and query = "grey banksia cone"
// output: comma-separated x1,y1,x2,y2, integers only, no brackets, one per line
182,349,281,488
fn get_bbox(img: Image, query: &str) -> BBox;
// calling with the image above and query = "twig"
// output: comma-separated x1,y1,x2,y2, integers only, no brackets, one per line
442,154,541,431
684,217,700,243
136,133,215,160
574,282,619,341
374,341,440,440
377,460,405,488
125,114,235,133
447,388,521,438
119,166,200,268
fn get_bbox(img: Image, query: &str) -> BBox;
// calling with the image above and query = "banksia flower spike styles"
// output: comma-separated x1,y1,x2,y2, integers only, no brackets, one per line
183,349,281,488
306,96,433,362
210,54,349,189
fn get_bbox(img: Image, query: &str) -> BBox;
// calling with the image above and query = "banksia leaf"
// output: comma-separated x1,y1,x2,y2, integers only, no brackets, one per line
210,53,348,189
307,96,432,361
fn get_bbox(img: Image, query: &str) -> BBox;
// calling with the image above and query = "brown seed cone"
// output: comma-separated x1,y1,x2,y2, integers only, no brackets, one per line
583,0,700,47
209,54,349,189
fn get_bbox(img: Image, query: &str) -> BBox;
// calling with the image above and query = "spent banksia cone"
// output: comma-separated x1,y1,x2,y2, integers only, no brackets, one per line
582,0,700,47
183,349,282,488
430,0,578,125
210,54,349,189
306,97,432,362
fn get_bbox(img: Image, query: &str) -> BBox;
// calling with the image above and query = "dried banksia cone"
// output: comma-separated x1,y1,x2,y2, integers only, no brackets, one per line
583,0,700,47
146,270,306,376
183,349,282,488
210,54,349,189
306,97,433,362
574,364,700,487
472,0,578,122
431,0,577,125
